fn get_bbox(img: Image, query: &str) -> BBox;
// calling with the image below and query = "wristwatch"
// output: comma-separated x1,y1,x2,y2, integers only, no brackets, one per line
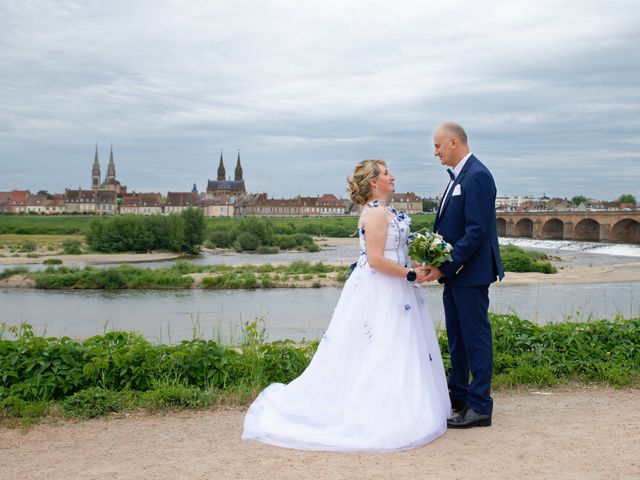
406,268,417,282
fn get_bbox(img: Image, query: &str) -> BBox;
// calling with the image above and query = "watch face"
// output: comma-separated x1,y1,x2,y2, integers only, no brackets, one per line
407,270,417,281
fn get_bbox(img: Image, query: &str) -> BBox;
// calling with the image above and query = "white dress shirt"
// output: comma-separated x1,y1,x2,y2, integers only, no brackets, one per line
438,152,472,218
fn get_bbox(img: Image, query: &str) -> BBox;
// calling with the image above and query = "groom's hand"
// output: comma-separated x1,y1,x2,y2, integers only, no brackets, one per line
415,265,429,284
424,265,443,282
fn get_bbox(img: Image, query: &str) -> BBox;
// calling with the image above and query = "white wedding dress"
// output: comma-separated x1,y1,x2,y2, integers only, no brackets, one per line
242,202,451,452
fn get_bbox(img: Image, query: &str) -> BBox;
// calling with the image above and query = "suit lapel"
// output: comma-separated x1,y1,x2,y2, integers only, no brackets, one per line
436,155,477,224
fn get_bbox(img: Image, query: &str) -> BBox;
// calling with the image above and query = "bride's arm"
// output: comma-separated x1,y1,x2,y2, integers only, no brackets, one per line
363,207,413,278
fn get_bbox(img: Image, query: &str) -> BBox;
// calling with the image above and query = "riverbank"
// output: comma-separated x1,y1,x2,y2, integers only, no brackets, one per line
0,251,182,265
2,385,638,480
1,260,639,289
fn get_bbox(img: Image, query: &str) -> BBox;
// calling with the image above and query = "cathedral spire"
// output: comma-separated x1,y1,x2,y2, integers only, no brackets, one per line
217,150,226,181
234,150,243,181
106,144,116,182
92,144,101,189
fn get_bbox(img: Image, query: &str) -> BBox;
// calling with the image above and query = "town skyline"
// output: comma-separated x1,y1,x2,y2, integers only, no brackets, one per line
1,143,636,203
2,2,639,199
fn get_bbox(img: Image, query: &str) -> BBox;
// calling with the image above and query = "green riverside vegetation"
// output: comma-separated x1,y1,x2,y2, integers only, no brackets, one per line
1,314,638,423
28,261,349,290
0,213,436,239
500,244,557,274
3,248,553,290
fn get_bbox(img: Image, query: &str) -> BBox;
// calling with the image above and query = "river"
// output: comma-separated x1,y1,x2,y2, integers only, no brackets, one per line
1,238,639,343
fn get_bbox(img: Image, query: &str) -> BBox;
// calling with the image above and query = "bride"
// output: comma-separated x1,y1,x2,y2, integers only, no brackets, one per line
242,159,451,452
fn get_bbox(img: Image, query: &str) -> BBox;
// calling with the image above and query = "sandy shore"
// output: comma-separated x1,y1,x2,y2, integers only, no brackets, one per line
2,385,638,480
497,261,640,286
0,252,181,266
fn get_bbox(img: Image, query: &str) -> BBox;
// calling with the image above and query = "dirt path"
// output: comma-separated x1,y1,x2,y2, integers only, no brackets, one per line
2,385,638,480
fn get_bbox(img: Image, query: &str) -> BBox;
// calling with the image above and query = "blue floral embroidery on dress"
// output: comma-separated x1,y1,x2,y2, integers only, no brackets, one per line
363,321,372,341
404,304,411,311
429,353,433,362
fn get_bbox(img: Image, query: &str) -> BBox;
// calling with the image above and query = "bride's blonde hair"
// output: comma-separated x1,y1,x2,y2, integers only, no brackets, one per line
346,159,387,205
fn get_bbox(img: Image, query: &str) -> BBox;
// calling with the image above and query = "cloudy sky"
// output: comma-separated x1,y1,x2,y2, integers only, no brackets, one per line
1,0,639,200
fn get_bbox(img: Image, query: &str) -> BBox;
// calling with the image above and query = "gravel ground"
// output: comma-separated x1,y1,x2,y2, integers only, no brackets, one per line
1,385,639,480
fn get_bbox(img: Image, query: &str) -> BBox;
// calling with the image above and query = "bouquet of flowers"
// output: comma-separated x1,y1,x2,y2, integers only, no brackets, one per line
407,229,453,267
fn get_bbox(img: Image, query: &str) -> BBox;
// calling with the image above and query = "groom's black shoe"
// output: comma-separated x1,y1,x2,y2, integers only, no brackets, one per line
447,408,492,429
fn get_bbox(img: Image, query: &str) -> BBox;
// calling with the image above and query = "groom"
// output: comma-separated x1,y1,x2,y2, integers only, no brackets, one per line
418,122,504,429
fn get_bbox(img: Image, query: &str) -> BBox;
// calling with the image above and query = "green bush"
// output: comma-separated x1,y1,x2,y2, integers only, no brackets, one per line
19,240,36,252
208,229,238,248
61,239,82,255
1,315,639,420
33,265,193,289
43,258,63,265
86,209,204,254
500,244,557,274
235,232,260,251
62,387,129,418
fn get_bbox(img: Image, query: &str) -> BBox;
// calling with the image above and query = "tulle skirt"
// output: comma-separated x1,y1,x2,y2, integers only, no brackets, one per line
241,264,451,452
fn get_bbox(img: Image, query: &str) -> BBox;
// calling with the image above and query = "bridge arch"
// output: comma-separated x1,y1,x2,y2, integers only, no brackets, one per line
514,218,533,237
610,218,640,243
542,218,564,240
496,218,507,237
574,218,600,241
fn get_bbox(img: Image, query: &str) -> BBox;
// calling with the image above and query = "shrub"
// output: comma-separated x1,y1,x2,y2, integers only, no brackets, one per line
19,240,36,252
61,239,82,255
43,258,63,265
500,244,556,274
208,229,238,248
235,232,260,251
62,387,129,418
85,211,205,254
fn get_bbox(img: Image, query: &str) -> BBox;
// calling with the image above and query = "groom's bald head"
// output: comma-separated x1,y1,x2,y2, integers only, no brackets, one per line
437,122,468,146
433,122,470,168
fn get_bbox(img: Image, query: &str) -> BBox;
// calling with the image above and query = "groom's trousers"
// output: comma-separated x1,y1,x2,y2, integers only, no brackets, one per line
443,283,493,416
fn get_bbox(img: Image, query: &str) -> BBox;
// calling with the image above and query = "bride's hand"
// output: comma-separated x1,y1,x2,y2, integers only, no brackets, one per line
424,265,443,282
415,265,429,284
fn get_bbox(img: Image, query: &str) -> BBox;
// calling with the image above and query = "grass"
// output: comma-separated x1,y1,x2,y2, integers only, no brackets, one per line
0,314,638,422
0,216,92,235
0,214,436,239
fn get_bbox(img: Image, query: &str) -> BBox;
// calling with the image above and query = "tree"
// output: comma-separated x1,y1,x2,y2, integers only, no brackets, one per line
422,199,438,212
617,194,636,204
181,207,205,254
571,195,587,206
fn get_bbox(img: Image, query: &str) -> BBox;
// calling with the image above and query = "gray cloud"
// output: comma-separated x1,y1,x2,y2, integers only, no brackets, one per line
0,0,638,201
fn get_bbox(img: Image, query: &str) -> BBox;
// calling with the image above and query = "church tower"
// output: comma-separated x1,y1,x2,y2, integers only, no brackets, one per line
234,151,243,181
106,145,116,183
92,144,101,189
217,151,225,181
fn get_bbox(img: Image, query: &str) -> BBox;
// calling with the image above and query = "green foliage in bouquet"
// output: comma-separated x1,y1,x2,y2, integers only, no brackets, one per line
407,229,453,267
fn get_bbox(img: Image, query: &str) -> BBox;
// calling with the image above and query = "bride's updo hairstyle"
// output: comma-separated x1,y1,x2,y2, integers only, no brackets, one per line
347,159,387,205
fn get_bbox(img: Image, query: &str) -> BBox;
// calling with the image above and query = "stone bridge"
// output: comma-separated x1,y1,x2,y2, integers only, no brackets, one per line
496,211,640,243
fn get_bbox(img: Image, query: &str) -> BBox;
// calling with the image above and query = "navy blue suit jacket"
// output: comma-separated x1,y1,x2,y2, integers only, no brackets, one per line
433,155,504,287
